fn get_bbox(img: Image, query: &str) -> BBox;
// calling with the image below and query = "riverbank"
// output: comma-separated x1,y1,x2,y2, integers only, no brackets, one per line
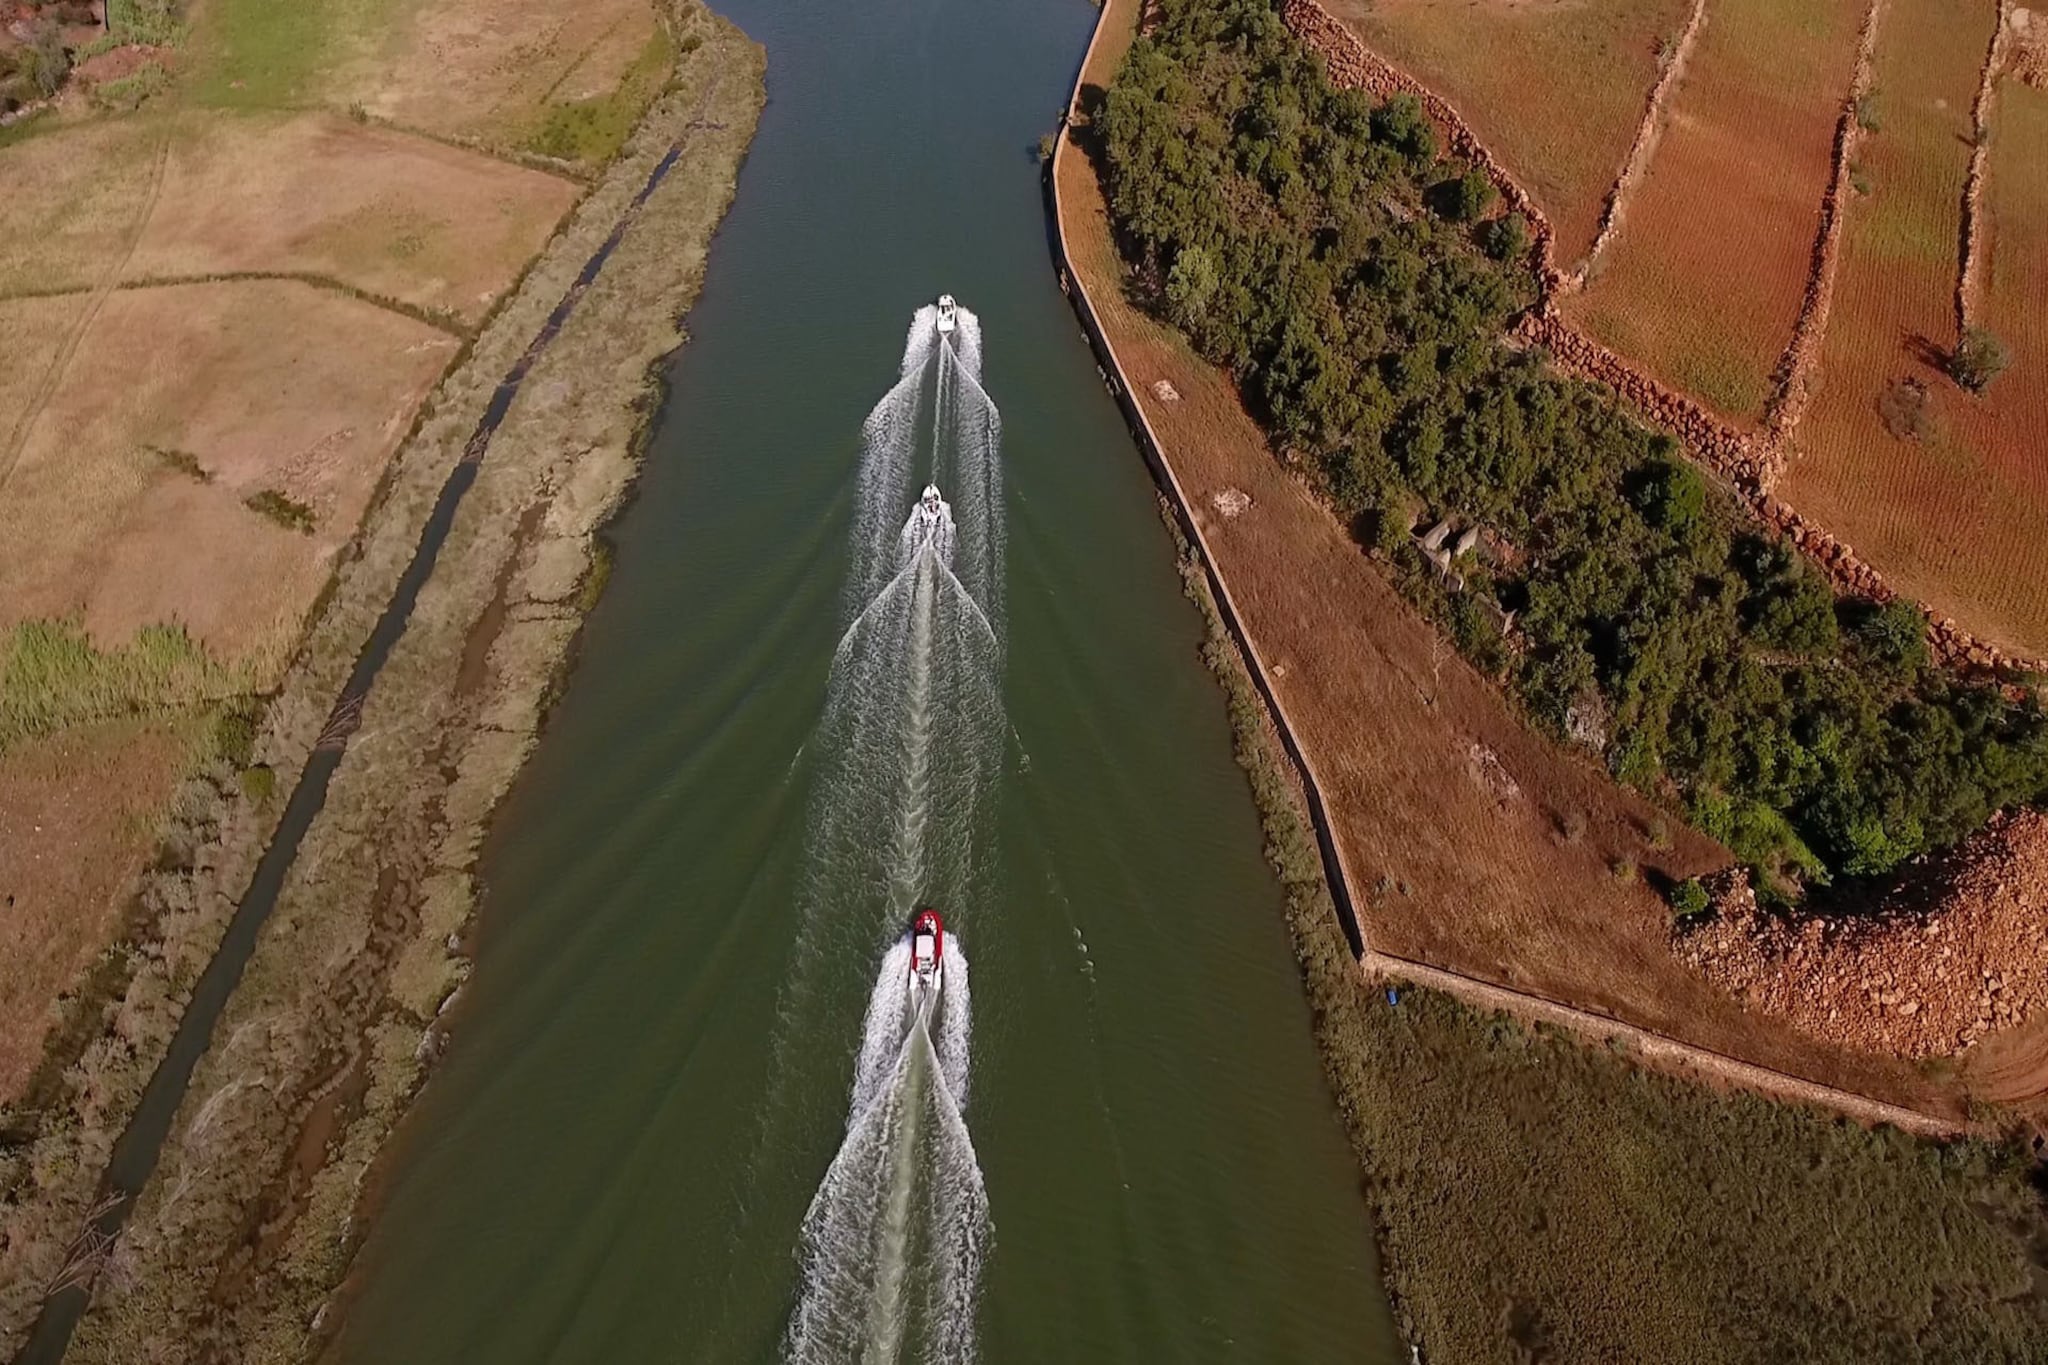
1060,0,2048,1356
0,4,763,1357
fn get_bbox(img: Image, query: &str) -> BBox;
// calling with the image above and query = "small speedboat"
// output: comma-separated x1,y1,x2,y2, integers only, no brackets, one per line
936,294,958,334
909,908,944,996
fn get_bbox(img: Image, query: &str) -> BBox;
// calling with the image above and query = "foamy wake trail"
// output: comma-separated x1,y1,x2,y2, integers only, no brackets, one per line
784,301,1002,1363
787,941,986,1365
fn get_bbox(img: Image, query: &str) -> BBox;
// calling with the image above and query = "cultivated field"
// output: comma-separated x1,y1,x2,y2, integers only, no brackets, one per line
1566,0,1863,422
1777,0,2048,655
1325,0,1694,262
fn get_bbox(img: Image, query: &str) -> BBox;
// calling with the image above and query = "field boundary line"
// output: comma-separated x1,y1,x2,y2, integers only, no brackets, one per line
1564,0,1708,289
0,270,474,337
1051,0,1966,1140
1957,0,2012,335
0,130,170,496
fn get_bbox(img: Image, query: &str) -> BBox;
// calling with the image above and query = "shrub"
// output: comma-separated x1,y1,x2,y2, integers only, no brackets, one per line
244,489,315,534
239,763,275,803
1947,327,2009,393
1670,877,1711,919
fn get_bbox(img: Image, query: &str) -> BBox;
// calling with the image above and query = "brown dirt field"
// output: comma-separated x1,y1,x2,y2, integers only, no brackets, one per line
0,116,166,297
326,0,664,151
1324,0,1696,262
0,721,183,1103
1056,80,1953,1115
0,281,457,673
1566,0,1865,423
1778,0,2048,657
0,296,85,422
124,112,578,325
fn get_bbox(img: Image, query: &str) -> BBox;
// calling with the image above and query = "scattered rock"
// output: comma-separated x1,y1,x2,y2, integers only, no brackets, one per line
1212,487,1252,518
1151,379,1181,402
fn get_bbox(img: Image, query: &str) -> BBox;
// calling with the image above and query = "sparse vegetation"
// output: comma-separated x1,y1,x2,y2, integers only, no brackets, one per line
528,27,675,165
1100,0,2048,894
145,445,211,482
243,487,316,533
0,620,243,751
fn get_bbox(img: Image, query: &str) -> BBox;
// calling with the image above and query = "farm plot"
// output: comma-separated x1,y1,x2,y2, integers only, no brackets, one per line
126,112,578,324
1565,0,1865,423
324,0,674,165
1777,0,2045,654
1324,0,1695,262
0,282,457,675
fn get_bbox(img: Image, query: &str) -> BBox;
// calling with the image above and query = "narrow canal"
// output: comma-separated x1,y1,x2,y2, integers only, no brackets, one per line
329,0,1401,1357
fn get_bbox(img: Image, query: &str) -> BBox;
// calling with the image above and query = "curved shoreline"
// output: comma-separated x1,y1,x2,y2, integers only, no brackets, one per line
1044,0,1953,1139
0,6,767,1358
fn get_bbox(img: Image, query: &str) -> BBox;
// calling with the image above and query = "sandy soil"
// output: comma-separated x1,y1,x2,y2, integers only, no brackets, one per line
1779,0,2048,658
1566,0,1865,423
1055,90,1950,1113
1326,0,1693,262
326,0,664,151
0,281,457,672
125,112,578,324
0,722,184,1102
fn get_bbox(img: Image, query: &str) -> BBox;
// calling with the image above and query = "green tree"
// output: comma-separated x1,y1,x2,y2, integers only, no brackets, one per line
1948,327,2009,393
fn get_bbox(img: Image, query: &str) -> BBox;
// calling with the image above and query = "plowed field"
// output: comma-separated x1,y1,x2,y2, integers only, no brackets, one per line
1325,0,1695,262
1778,0,2047,655
1567,0,1864,422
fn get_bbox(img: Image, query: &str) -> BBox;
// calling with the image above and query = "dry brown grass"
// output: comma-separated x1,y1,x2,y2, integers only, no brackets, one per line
0,721,184,1102
125,112,578,323
326,0,667,154
1567,0,1865,423
0,117,165,297
0,282,456,674
1325,0,1696,261
1778,0,2048,657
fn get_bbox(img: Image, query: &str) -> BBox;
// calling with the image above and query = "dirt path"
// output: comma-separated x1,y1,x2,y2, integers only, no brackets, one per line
1051,0,1969,1140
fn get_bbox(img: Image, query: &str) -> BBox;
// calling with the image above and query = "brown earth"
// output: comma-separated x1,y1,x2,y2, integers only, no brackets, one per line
1779,0,2048,660
124,112,579,324
325,0,665,152
1055,35,1959,1116
1679,812,2048,1063
1566,0,1865,424
0,281,458,672
0,721,184,1101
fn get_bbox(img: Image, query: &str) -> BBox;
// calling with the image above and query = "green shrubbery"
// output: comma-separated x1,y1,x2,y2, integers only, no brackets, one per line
1100,0,2048,895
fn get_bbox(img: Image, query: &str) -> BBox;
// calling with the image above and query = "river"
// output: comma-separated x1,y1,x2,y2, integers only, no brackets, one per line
327,0,1400,1358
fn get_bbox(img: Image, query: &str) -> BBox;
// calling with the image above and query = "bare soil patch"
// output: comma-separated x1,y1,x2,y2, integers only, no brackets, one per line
1056,100,1948,1112
1780,0,2048,657
326,0,666,155
1325,0,1696,261
1566,0,1864,423
0,721,183,1103
0,281,456,673
125,112,578,324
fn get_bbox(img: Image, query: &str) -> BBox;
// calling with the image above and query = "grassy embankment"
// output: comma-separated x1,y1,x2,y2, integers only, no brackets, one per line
1166,505,2048,1363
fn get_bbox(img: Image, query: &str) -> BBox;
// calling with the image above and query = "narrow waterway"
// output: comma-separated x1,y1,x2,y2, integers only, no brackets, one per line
329,0,1400,1357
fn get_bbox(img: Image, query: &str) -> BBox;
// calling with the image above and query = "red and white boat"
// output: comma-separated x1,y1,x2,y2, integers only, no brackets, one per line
909,908,944,997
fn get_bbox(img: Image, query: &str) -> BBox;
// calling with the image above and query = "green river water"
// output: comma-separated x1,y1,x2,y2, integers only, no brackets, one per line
330,0,1401,1357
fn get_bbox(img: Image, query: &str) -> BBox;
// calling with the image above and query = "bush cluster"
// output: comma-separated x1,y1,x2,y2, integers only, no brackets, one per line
1099,0,2048,895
